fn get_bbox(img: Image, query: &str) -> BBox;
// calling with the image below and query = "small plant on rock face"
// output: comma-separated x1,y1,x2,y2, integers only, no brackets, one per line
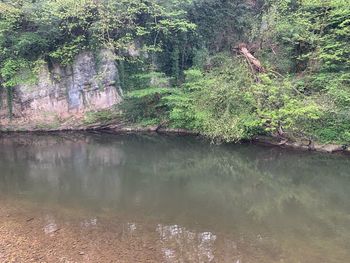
84,109,120,125
0,59,40,118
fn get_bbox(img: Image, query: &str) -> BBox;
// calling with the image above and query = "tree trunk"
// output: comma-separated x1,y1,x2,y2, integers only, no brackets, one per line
237,43,265,73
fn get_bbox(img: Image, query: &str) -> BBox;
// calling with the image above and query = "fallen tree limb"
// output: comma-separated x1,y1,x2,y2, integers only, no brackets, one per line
237,43,265,74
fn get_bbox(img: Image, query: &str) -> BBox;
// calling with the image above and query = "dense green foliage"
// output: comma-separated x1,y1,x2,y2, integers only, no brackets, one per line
1,0,349,144
0,0,195,115
121,0,350,144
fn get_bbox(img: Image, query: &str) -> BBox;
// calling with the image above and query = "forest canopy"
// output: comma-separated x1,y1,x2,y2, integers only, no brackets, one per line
0,0,349,144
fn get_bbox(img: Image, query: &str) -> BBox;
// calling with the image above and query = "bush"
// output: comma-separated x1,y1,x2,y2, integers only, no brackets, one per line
84,109,120,125
164,58,323,143
120,87,172,125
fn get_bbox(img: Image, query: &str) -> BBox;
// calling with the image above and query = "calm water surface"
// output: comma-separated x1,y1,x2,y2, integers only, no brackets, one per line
0,133,350,262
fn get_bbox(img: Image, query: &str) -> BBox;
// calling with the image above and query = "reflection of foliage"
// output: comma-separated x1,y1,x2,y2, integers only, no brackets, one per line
0,134,350,261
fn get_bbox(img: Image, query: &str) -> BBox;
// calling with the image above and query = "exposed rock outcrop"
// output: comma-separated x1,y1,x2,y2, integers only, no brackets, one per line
0,50,122,131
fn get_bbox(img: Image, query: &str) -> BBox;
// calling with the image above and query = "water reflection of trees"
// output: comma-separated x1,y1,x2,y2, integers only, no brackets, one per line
0,133,350,261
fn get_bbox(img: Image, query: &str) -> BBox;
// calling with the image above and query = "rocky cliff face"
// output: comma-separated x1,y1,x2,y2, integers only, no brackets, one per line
0,50,122,131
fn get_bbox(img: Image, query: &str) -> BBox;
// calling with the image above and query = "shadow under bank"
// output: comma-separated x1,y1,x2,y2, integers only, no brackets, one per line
1,124,349,156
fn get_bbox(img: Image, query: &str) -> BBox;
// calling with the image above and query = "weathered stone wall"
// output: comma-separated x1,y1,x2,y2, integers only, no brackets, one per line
0,50,122,130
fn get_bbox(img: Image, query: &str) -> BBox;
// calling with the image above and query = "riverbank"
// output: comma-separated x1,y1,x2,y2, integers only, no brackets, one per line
0,121,349,155
252,135,349,154
111,127,350,154
108,126,350,154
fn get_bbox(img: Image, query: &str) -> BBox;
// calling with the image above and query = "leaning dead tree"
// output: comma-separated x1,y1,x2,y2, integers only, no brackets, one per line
235,43,265,79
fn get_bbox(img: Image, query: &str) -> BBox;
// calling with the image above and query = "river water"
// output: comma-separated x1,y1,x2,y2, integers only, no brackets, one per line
0,133,349,262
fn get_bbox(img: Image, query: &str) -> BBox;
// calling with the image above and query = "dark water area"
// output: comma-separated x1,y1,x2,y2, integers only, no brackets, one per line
0,133,349,262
